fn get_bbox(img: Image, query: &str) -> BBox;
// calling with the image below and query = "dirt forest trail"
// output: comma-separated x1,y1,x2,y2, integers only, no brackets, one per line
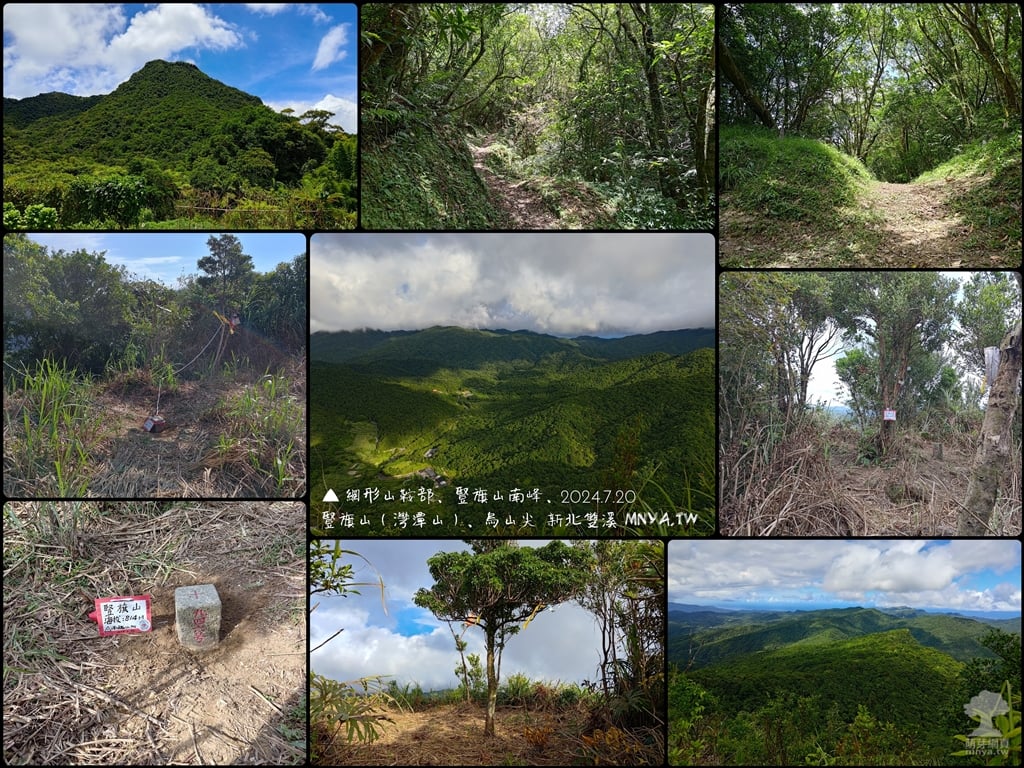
719,169,1013,268
863,176,979,264
468,133,561,229
466,133,613,230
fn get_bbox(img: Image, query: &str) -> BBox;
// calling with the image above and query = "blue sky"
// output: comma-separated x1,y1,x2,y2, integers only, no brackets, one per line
669,540,1021,615
26,232,306,287
311,540,609,693
3,3,357,132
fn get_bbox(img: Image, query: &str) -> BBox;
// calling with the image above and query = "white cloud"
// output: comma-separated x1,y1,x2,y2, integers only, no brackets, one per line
266,94,357,134
245,4,330,23
310,234,715,336
311,541,607,691
312,23,349,71
668,540,1022,613
244,3,289,15
3,3,243,98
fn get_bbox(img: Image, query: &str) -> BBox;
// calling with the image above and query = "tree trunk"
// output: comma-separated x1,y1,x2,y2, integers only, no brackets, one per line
942,3,1022,118
694,43,716,192
958,318,1022,535
717,36,775,129
623,4,672,197
484,626,497,736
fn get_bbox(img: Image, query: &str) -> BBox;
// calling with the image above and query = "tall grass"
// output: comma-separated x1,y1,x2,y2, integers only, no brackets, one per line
3,359,97,496
224,370,306,494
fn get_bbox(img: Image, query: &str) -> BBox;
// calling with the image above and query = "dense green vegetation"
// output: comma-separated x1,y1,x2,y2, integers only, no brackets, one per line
3,60,356,229
719,3,1021,266
3,233,306,497
309,327,714,535
361,3,714,229
4,233,305,375
668,605,1023,765
669,605,1019,669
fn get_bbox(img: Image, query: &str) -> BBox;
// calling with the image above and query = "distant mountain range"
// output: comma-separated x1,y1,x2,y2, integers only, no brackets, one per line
310,325,715,371
669,603,1021,668
669,601,1021,622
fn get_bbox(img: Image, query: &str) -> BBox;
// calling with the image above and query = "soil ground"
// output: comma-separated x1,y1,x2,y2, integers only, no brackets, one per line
91,377,275,497
316,702,652,766
3,358,305,498
467,134,613,229
719,174,1011,268
2,501,307,765
866,178,974,261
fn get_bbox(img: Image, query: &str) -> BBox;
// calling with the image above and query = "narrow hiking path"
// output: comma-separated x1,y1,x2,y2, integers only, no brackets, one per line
720,173,999,268
864,176,979,265
468,133,560,229
466,133,613,230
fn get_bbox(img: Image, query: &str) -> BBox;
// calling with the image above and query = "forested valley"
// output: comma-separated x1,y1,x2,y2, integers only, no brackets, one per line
719,271,1022,537
3,233,306,497
361,3,714,230
309,327,715,535
3,60,357,230
718,3,1021,266
668,603,1022,765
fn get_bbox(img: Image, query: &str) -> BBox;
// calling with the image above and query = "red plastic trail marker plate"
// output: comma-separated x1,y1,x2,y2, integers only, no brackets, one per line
143,416,166,433
88,595,153,636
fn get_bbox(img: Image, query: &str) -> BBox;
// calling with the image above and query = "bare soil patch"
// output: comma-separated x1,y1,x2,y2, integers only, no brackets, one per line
864,177,981,264
316,702,656,766
3,359,305,498
3,501,307,765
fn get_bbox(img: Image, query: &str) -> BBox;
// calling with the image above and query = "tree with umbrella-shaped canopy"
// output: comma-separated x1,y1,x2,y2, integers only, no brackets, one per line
414,540,594,737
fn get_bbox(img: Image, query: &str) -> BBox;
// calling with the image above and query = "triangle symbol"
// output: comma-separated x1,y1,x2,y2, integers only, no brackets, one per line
323,488,339,502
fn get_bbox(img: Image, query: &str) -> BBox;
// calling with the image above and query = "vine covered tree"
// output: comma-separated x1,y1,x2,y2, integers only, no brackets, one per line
413,540,593,736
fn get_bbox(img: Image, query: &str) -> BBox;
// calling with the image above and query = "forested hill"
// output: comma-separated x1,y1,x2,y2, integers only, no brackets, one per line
4,58,357,229
688,629,964,750
310,328,716,532
310,326,715,369
669,605,1021,669
5,60,265,165
3,91,104,128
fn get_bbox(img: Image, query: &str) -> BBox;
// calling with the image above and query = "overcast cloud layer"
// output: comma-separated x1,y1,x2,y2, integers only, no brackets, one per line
310,233,715,336
668,540,1021,613
311,541,607,692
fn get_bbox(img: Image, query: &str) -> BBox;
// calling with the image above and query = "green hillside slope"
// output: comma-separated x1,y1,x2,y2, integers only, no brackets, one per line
7,61,263,166
3,91,103,129
692,629,963,718
310,331,715,534
4,60,357,229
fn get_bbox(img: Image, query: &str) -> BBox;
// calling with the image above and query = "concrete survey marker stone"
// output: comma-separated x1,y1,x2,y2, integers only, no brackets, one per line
175,584,221,651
